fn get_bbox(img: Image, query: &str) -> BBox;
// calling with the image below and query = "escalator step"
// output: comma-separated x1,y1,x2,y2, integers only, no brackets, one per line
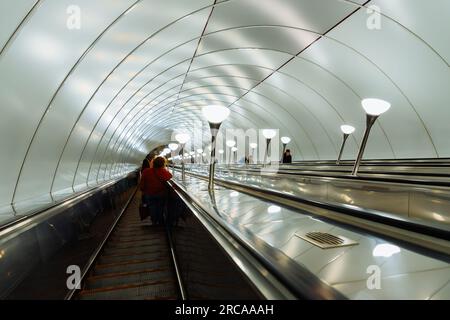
99,251,167,264
112,229,163,236
79,281,177,300
103,245,165,255
105,240,165,250
87,267,169,281
110,235,162,242
93,259,168,275
100,248,164,259
96,257,166,269
86,269,173,289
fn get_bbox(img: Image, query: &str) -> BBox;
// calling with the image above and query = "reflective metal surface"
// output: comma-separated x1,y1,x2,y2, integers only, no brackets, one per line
185,164,450,226
296,231,358,249
0,173,138,299
171,171,450,299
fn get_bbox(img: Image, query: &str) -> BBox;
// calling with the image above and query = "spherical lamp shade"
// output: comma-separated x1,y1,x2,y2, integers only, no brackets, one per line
175,133,190,144
361,98,391,116
189,151,195,155
202,105,230,124
226,140,236,147
281,136,291,144
340,125,355,134
197,148,203,153
249,143,257,149
231,147,238,152
262,129,277,139
168,143,179,151
218,149,224,154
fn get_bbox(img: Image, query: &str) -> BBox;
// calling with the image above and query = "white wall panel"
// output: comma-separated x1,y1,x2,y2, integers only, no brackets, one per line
375,0,450,65
75,38,202,186
256,76,341,158
0,0,36,49
329,10,449,157
205,0,359,35
278,58,362,159
3,0,136,205
55,0,212,191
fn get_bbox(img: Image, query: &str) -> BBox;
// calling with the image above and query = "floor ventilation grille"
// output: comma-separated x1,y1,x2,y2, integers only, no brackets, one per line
295,231,358,249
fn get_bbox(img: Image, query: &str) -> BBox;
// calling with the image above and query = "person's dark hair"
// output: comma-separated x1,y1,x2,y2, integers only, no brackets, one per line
153,156,166,169
286,149,291,153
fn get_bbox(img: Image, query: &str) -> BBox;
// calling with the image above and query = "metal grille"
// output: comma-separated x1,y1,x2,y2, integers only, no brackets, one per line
295,231,358,249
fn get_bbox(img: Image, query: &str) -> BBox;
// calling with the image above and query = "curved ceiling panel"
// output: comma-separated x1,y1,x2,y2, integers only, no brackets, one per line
1,0,449,214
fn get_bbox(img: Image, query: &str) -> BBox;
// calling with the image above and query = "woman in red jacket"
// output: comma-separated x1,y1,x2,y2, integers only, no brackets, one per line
140,156,173,225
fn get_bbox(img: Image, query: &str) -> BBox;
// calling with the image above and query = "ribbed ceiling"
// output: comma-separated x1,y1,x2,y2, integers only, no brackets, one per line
0,0,449,213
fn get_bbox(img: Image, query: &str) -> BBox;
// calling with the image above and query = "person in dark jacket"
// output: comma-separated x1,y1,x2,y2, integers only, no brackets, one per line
282,149,292,163
140,156,173,225
141,154,153,173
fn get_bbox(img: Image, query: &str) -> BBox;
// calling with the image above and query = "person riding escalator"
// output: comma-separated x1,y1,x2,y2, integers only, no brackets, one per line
139,156,173,225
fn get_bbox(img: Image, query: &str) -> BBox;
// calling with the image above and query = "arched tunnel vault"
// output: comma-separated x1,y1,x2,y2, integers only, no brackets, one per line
0,0,449,213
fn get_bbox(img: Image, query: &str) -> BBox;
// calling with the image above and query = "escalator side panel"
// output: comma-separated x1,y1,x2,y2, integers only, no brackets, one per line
1,172,138,299
167,194,263,300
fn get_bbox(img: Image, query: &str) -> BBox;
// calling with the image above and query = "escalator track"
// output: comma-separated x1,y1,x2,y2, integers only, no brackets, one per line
75,193,180,300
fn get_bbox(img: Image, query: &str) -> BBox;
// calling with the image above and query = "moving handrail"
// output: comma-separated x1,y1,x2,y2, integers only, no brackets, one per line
168,180,347,300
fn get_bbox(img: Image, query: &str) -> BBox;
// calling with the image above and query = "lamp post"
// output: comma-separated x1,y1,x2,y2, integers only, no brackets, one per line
175,133,190,181
202,105,231,191
168,143,179,174
351,98,391,176
226,140,236,165
249,142,257,164
231,146,238,163
262,129,276,166
197,148,203,164
336,125,355,165
280,136,291,163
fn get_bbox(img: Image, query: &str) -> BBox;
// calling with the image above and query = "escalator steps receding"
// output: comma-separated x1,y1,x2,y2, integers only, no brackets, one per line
77,194,178,300
78,282,177,300
86,269,173,289
99,251,167,264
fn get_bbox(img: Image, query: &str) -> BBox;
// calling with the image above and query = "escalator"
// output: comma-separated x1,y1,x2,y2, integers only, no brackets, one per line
1,170,343,300
76,194,179,300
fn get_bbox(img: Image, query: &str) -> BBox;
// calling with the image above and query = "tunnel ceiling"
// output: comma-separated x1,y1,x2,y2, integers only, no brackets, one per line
0,0,449,210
